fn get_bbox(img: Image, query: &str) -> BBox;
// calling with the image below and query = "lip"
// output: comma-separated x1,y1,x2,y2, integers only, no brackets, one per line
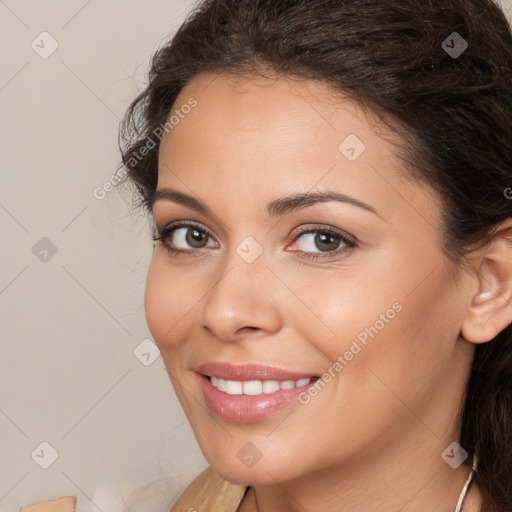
195,362,318,381
195,362,319,423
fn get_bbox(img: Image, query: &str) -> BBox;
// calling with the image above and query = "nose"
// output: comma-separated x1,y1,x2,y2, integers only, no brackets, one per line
200,249,283,342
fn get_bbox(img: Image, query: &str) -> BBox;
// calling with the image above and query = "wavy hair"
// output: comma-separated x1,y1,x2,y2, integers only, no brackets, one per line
117,1,512,509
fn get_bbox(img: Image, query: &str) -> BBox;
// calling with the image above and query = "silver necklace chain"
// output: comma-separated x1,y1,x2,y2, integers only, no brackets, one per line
455,455,478,512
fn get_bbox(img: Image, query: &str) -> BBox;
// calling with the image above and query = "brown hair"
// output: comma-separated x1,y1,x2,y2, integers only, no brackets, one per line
117,1,512,509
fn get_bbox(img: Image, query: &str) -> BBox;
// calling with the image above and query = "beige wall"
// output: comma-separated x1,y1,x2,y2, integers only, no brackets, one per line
1,1,511,511
1,2,206,511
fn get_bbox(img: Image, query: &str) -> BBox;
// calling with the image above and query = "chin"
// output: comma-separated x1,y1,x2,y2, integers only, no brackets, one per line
204,450,306,487
213,464,283,486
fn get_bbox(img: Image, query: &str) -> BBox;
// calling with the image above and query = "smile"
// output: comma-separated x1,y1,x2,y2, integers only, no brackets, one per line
195,362,320,422
210,376,314,395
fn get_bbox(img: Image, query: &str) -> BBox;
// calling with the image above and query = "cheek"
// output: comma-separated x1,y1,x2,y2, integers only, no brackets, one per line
290,272,456,461
144,258,194,349
296,267,402,355
144,263,168,344
300,254,459,399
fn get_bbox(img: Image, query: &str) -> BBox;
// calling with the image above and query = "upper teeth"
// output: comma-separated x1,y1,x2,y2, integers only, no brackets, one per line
210,376,312,395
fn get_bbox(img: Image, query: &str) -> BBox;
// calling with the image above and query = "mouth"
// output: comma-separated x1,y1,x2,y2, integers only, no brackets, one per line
207,375,320,396
194,362,321,423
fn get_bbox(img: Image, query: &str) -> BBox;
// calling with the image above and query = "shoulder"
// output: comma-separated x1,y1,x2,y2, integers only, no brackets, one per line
20,496,77,511
170,466,249,512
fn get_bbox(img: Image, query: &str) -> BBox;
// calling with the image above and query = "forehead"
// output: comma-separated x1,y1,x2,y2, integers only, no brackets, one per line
160,72,387,181
156,72,441,230
171,71,378,144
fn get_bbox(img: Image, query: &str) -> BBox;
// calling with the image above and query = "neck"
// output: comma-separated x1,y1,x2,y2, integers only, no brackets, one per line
241,431,477,512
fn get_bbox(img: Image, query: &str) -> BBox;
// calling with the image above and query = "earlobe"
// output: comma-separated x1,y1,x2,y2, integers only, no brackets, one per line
461,219,512,344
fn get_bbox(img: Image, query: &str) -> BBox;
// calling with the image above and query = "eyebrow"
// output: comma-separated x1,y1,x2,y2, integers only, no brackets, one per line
150,187,381,218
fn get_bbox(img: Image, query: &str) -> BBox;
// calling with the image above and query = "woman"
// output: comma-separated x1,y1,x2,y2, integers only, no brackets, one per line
118,0,512,510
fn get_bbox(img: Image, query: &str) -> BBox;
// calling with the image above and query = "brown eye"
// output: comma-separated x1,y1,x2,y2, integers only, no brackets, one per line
183,227,209,248
288,226,357,260
152,222,218,254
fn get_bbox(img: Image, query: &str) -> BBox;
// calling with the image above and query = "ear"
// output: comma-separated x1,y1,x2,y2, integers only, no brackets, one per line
461,218,512,344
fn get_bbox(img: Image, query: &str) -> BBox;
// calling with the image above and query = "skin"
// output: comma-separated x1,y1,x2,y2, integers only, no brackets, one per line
145,71,512,511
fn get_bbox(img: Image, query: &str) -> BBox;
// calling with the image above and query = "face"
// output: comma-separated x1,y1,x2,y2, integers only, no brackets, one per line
145,72,474,485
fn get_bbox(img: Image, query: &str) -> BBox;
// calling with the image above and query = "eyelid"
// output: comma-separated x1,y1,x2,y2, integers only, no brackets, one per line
155,219,214,236
289,224,356,245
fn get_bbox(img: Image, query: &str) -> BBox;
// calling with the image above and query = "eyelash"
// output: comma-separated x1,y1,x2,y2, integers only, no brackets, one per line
152,221,357,261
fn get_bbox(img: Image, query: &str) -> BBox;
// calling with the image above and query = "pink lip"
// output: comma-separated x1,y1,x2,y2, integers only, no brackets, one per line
195,362,318,381
195,362,319,423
